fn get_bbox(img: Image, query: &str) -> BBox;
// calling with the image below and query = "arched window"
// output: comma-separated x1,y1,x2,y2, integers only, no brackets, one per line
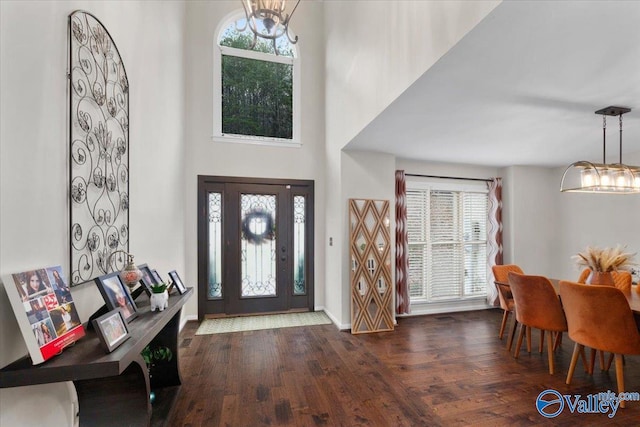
213,12,300,147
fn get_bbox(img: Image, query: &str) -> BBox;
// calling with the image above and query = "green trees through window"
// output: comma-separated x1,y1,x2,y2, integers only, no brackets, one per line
218,23,295,141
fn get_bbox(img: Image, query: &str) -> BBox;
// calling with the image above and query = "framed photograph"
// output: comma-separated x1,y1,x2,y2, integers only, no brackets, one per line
1,266,85,364
168,270,187,295
152,269,163,285
95,272,138,323
92,308,131,353
137,264,155,296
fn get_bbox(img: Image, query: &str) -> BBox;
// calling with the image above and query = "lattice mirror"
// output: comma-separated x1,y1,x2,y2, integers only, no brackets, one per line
349,199,394,334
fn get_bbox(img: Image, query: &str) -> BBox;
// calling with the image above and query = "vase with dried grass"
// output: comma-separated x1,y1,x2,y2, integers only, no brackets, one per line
572,245,637,286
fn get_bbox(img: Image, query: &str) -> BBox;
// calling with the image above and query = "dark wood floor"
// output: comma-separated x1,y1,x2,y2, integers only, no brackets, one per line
168,309,640,426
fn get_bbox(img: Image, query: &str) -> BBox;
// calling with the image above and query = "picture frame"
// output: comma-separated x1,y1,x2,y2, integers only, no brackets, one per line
168,270,187,295
94,272,139,323
92,308,131,353
152,269,163,285
1,266,85,364
137,264,155,296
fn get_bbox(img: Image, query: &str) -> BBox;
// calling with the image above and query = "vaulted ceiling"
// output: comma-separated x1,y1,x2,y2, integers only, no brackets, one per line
345,1,640,168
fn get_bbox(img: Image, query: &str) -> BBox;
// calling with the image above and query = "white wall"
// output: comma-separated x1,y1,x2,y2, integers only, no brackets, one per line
182,1,326,317
501,160,640,282
324,0,500,328
324,0,501,149
552,151,640,281
0,1,186,425
501,166,558,275
337,150,396,327
398,159,500,182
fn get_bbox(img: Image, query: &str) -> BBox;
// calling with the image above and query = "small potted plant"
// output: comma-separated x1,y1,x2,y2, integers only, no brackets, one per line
149,282,169,312
141,344,173,403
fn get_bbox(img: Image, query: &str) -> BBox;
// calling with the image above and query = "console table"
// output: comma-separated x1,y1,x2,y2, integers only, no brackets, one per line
0,288,192,427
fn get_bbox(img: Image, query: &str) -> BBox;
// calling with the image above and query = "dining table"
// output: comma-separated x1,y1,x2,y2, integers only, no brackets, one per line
496,279,640,314
496,277,640,360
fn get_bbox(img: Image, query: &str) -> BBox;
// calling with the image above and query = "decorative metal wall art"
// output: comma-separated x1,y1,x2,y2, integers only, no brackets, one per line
68,11,129,286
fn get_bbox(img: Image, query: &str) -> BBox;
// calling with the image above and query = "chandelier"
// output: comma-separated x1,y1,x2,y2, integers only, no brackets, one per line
560,106,640,194
240,0,300,55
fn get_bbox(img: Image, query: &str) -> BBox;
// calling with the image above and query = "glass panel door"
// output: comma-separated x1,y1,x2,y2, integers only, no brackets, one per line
240,193,277,298
197,176,314,319
224,184,286,314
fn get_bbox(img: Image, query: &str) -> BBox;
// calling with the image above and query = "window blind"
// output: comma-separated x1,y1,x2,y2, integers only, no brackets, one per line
406,185,488,302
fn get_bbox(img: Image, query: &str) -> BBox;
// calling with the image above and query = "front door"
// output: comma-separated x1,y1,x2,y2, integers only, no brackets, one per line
197,176,314,319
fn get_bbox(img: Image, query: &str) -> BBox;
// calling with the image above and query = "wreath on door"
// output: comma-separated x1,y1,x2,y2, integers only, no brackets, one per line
241,208,275,245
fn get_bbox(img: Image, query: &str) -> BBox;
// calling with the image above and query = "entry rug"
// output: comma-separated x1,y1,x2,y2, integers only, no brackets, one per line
196,311,332,335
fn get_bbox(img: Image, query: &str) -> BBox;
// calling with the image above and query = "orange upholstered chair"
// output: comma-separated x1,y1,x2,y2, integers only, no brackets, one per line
577,268,590,283
559,280,640,408
508,272,567,375
576,269,634,372
612,271,633,293
492,265,524,351
585,270,633,372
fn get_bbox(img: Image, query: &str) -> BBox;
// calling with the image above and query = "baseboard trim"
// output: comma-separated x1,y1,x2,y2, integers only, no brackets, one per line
399,299,492,317
314,307,350,330
181,314,197,331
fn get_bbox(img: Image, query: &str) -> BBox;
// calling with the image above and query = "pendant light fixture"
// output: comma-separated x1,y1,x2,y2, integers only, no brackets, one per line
240,0,300,55
560,106,640,194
